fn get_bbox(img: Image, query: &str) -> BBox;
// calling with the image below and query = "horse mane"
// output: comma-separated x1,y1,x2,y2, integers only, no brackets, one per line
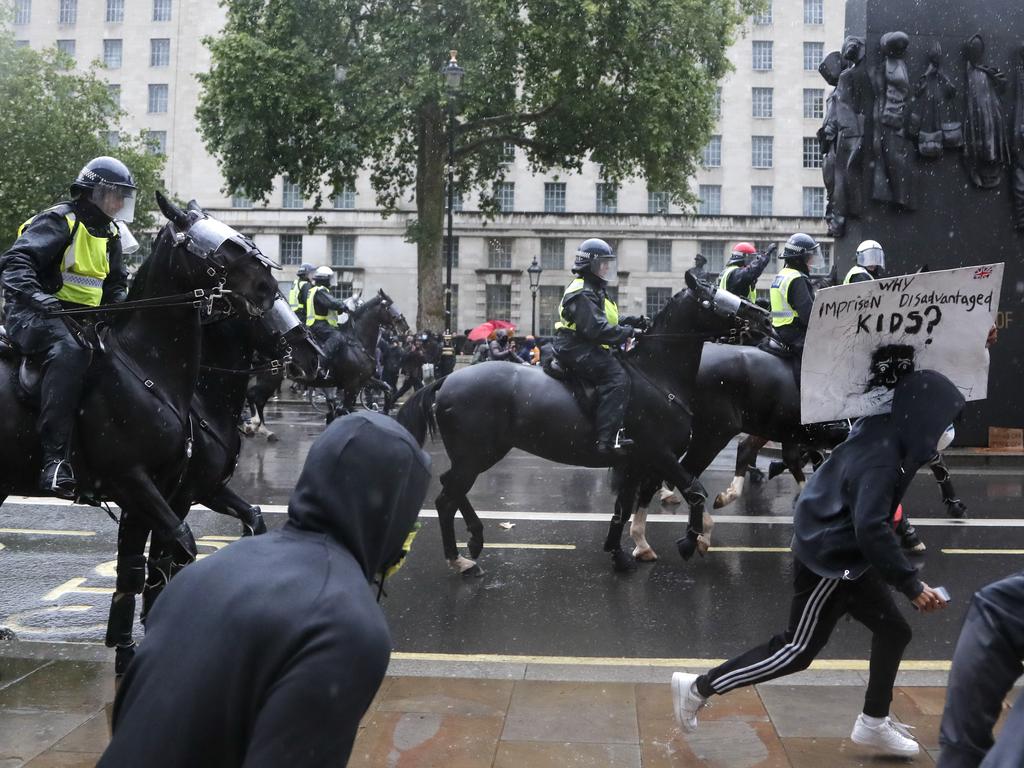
111,224,167,330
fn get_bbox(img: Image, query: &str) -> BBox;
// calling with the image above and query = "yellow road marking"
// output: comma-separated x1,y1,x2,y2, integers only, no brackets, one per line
390,652,950,671
941,549,1024,555
0,527,95,537
42,578,112,601
455,542,576,551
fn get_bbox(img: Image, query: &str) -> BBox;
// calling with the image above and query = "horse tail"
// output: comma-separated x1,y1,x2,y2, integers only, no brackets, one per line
395,379,441,445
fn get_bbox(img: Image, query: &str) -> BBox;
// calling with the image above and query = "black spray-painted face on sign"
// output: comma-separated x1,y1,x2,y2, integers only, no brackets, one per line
867,344,916,390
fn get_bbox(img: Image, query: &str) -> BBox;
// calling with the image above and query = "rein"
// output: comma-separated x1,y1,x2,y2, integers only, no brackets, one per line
199,354,290,376
49,286,226,316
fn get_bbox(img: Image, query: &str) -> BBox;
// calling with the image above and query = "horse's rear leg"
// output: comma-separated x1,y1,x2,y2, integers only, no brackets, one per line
459,496,485,559
437,468,483,577
630,475,662,562
201,486,267,537
105,512,149,677
604,469,640,573
716,435,765,509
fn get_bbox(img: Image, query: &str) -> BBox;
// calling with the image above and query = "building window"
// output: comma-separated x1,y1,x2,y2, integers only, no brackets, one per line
231,193,253,209
814,242,832,275
150,38,170,67
752,87,773,118
331,280,354,300
544,182,566,213
804,0,823,24
752,3,772,25
698,185,722,215
646,287,673,318
751,186,774,216
449,284,459,327
103,39,122,68
538,285,562,336
279,235,302,266
144,130,166,155
803,88,824,119
153,0,171,21
106,0,123,22
282,178,302,209
648,190,670,214
752,135,774,168
496,182,515,212
487,238,513,269
56,39,75,60
58,0,76,25
106,131,120,148
501,142,516,164
702,135,722,168
752,41,773,71
712,87,722,119
14,0,31,25
595,183,618,214
647,240,672,272
443,236,459,269
147,84,168,113
804,42,824,71
107,84,121,108
448,188,463,212
330,235,355,267
333,186,355,209
485,284,512,322
540,238,564,270
803,136,823,168
699,240,728,273
803,187,826,217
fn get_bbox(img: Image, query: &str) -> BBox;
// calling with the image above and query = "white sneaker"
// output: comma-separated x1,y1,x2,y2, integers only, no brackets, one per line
850,714,919,756
671,672,707,733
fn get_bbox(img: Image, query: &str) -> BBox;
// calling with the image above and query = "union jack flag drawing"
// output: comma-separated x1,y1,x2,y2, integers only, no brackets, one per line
974,267,993,279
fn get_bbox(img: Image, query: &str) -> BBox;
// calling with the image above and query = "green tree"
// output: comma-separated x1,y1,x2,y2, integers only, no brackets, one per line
0,29,166,248
198,0,759,330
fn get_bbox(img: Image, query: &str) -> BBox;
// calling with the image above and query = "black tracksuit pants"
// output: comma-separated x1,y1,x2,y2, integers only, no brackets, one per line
697,558,912,718
552,336,629,446
938,571,1024,768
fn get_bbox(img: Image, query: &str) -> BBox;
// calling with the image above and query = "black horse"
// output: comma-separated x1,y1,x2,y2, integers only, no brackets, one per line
397,272,770,575
0,192,279,672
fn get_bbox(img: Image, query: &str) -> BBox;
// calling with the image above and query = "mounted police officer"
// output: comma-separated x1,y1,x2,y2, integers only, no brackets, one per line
844,240,885,284
769,233,822,361
305,266,349,344
718,242,773,302
0,156,135,498
288,263,314,323
553,238,645,457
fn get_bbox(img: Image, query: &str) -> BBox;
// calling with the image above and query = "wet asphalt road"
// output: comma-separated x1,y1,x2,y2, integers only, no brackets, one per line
1,398,1023,663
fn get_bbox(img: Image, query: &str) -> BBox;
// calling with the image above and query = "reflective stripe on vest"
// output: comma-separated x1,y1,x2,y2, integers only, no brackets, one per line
18,210,113,307
769,267,804,327
843,266,872,285
718,264,757,303
554,277,619,347
305,285,338,327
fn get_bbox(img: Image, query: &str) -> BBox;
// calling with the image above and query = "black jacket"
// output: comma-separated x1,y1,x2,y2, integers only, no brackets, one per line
791,370,965,598
0,199,128,307
724,252,771,297
557,275,632,347
99,412,431,768
783,260,815,331
311,285,346,319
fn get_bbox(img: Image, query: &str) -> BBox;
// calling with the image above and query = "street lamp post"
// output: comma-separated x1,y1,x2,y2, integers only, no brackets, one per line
527,256,543,337
440,50,464,371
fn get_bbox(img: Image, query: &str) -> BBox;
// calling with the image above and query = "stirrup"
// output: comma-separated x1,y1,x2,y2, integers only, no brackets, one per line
613,429,634,449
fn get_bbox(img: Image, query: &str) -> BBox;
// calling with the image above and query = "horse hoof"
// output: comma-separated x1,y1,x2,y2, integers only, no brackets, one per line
676,534,698,562
450,556,484,577
659,488,682,505
114,643,137,677
697,535,712,556
243,507,267,537
171,522,197,560
461,563,485,578
713,493,727,510
266,432,279,443
611,549,638,572
632,546,658,562
947,500,968,519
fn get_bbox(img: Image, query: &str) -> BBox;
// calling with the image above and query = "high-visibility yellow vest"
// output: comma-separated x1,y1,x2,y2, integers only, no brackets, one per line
18,208,115,307
554,277,620,348
305,284,337,327
287,281,303,311
769,267,805,328
718,264,757,302
843,265,872,284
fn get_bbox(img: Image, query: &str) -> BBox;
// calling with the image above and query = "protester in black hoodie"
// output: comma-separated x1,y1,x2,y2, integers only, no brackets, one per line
98,412,430,768
672,370,964,757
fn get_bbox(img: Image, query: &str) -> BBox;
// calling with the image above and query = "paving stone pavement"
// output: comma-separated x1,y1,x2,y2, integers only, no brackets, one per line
1,644,1015,767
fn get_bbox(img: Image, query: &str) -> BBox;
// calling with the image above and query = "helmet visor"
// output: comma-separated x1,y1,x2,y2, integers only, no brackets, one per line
592,255,618,285
857,246,885,269
804,244,822,267
90,182,137,223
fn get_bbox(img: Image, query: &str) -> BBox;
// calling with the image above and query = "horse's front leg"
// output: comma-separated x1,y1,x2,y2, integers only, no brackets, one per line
604,467,640,572
104,511,150,678
630,475,663,561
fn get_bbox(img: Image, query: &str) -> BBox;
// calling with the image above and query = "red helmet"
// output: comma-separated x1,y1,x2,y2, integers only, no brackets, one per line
728,242,757,266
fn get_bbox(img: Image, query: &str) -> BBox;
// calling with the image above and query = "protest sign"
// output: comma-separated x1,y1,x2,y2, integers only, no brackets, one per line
800,264,1003,424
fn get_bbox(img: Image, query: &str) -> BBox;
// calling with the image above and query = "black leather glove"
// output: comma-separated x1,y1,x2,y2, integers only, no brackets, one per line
30,292,62,314
763,243,779,259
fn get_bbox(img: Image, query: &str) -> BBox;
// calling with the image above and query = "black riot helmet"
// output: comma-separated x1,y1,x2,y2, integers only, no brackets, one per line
70,156,138,223
572,238,617,283
782,232,822,267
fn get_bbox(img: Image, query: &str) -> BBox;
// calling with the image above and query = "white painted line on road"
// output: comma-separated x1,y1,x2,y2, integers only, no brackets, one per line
0,527,96,537
941,549,1024,555
455,542,576,551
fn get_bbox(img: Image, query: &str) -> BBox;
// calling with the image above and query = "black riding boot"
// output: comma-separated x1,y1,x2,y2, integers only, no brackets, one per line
37,335,92,498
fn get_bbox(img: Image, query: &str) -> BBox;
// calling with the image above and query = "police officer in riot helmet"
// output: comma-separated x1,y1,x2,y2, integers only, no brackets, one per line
845,240,885,284
553,238,647,457
305,266,349,344
718,242,775,302
0,156,135,498
289,263,315,323
769,233,821,359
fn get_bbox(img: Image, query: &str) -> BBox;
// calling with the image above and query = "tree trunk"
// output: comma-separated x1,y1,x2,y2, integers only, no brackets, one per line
415,103,447,333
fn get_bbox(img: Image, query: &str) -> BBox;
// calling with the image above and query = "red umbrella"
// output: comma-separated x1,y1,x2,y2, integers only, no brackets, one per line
467,320,517,341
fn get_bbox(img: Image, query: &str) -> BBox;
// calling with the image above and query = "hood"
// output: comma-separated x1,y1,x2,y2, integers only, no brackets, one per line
891,370,965,468
286,412,431,580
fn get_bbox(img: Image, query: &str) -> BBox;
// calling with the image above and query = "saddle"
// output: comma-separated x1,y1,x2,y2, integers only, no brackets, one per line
0,325,107,402
542,357,599,414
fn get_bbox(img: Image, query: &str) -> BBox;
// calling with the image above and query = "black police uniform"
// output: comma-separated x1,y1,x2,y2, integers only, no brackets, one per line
723,250,771,299
774,259,816,355
308,285,348,345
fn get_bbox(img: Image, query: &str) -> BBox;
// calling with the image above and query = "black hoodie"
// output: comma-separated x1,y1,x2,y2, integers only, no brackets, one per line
792,370,965,598
99,412,430,768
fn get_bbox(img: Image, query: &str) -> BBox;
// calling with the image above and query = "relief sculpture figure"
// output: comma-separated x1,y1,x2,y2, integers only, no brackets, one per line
831,36,872,238
1013,45,1024,229
963,34,1010,189
872,31,915,208
912,42,961,159
818,51,844,235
